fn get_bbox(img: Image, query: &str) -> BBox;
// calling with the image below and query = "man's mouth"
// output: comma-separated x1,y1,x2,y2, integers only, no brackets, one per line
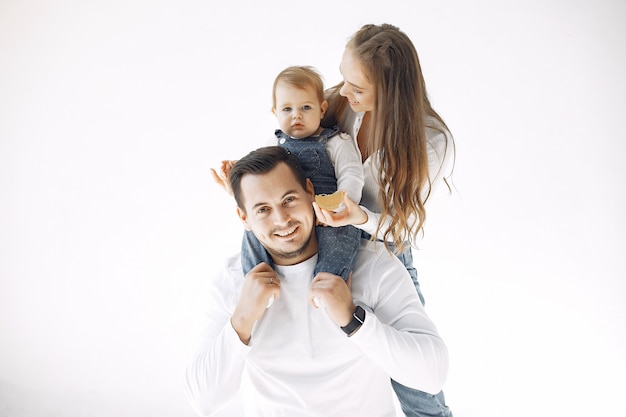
274,226,298,237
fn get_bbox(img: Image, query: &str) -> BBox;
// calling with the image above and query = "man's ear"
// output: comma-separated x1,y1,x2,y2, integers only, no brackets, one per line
237,207,252,231
305,178,315,200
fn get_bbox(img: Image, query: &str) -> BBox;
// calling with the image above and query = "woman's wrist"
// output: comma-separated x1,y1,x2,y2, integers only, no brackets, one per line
352,207,368,225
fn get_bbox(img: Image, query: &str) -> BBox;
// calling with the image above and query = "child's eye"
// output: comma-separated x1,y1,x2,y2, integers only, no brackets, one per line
282,107,292,112
302,105,312,111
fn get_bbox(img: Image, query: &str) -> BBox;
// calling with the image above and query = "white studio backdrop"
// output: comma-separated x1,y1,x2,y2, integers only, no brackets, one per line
1,1,625,416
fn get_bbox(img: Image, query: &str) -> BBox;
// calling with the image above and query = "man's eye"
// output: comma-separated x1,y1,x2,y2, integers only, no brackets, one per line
284,197,295,204
257,207,269,214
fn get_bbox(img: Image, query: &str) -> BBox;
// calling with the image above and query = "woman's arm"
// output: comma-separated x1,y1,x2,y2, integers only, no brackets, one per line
315,126,454,243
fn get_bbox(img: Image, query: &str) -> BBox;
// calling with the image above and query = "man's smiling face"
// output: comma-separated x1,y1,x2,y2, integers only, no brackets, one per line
237,162,318,266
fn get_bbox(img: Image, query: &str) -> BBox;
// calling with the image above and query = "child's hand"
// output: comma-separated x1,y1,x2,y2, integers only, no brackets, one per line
210,160,237,195
313,191,367,227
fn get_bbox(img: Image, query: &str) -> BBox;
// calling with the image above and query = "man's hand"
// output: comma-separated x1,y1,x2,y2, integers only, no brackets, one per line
308,272,355,327
210,159,238,196
231,263,280,344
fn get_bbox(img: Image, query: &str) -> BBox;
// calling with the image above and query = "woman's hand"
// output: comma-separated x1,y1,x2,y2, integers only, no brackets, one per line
312,191,368,227
210,159,237,195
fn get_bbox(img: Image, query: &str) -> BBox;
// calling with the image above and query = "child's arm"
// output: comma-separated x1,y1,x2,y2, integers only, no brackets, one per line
326,132,364,203
211,136,277,195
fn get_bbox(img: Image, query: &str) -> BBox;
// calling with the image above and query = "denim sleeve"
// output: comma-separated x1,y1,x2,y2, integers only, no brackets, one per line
240,229,273,276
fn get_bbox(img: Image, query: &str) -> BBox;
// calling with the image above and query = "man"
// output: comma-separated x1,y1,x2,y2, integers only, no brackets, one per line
185,146,448,416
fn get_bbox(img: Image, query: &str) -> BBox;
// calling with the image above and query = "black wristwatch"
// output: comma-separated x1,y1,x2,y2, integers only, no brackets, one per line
341,305,366,336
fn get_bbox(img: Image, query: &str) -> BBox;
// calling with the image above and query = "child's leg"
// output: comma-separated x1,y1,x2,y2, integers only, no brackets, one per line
391,381,453,417
314,225,362,281
241,229,274,276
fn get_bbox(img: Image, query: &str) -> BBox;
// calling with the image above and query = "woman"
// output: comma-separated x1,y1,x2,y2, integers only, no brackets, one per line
314,23,455,417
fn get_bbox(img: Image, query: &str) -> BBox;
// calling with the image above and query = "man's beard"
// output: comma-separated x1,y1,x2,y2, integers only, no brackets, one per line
265,228,314,262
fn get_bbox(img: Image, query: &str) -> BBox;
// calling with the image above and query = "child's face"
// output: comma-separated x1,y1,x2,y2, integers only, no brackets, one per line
273,81,328,139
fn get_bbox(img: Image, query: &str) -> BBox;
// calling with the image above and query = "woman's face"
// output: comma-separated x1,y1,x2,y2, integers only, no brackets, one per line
339,47,375,112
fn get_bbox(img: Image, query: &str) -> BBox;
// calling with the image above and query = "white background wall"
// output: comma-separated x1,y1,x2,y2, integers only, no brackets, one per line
1,1,625,416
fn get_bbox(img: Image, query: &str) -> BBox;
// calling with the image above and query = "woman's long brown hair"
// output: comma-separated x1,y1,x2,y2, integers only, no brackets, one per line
323,23,453,253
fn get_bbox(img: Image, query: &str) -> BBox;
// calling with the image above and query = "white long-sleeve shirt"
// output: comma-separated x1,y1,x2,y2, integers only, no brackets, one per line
340,109,454,244
185,240,449,417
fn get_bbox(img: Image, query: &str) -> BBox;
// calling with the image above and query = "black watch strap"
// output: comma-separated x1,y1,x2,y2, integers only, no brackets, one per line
341,305,366,336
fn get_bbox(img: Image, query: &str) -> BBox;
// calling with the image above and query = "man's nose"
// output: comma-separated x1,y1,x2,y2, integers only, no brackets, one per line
272,207,291,225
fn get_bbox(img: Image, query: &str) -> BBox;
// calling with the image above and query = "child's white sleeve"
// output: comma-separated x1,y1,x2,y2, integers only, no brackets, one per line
326,132,364,203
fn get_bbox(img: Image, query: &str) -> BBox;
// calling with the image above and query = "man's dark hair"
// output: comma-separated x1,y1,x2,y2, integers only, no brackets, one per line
230,146,308,212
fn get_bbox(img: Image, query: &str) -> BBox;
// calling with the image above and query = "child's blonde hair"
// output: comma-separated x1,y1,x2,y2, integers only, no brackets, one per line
272,66,325,109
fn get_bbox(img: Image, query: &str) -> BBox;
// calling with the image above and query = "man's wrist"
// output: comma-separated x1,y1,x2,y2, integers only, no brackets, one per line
341,305,366,336
230,316,252,345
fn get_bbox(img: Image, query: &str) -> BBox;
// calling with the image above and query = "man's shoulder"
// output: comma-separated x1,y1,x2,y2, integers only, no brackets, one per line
225,251,243,269
214,252,244,284
351,240,412,304
208,252,245,306
354,239,405,271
